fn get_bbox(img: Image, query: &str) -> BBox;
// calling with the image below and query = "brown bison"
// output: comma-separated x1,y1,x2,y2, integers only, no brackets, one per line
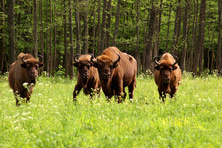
8,53,44,106
154,53,182,102
91,46,137,103
73,54,101,101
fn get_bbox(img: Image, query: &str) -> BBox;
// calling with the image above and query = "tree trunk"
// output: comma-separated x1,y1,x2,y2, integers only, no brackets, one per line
49,0,52,76
105,0,112,48
216,0,222,73
69,0,74,78
145,1,157,72
135,0,141,74
92,1,96,54
153,0,161,71
97,0,101,55
180,1,189,72
0,0,5,74
185,1,191,72
53,0,57,77
7,0,16,65
171,0,182,54
191,0,199,72
166,0,172,52
33,0,38,58
210,31,215,73
64,0,68,77
75,0,81,54
83,0,88,54
39,0,44,73
99,0,107,53
193,0,206,76
121,0,127,50
112,0,121,46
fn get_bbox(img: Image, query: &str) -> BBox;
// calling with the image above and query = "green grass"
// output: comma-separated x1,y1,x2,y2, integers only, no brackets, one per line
0,73,222,147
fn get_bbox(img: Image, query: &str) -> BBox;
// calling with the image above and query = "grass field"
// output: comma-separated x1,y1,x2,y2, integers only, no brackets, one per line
0,73,222,147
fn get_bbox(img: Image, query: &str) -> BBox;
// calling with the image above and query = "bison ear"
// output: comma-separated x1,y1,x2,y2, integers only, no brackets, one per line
173,65,177,70
73,62,78,67
21,63,27,68
39,62,44,68
154,65,160,70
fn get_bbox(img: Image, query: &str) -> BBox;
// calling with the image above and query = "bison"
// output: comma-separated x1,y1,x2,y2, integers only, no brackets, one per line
73,54,101,101
91,46,137,103
8,53,44,106
154,53,182,102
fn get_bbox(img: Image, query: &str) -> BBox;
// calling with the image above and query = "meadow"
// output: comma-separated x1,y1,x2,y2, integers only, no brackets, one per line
0,73,221,147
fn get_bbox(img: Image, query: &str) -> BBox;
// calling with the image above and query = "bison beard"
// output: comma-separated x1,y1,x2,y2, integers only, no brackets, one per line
91,46,137,103
8,53,44,106
154,53,182,102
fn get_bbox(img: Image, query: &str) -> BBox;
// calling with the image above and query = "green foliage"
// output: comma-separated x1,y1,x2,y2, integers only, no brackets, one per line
0,75,222,147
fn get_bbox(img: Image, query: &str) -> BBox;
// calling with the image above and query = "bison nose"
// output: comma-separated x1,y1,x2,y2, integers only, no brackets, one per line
163,78,169,84
82,73,89,79
103,73,110,80
31,74,37,80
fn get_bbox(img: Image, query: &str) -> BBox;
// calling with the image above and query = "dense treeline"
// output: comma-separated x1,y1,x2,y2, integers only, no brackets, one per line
0,0,221,78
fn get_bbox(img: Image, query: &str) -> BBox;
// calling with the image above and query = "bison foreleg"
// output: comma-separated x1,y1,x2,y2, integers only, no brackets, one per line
73,84,82,101
158,88,166,102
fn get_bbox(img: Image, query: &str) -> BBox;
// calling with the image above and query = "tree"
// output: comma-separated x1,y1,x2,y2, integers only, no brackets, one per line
105,0,112,48
216,0,222,73
112,0,121,46
144,0,158,72
97,0,101,55
83,0,89,54
0,0,5,74
75,0,81,54
33,0,38,58
52,0,57,77
180,0,189,72
64,0,68,77
171,0,182,54
99,0,107,53
39,0,44,72
7,0,16,65
135,0,141,74
193,0,206,75
165,0,172,52
69,0,74,78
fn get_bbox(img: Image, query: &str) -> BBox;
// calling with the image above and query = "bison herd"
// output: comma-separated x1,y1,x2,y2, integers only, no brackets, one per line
8,46,182,106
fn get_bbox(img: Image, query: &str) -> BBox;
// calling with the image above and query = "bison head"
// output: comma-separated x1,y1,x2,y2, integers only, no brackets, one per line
73,54,93,82
21,55,44,84
91,53,120,84
154,55,178,84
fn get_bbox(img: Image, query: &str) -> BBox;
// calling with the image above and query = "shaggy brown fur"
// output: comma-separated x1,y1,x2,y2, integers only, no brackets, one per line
73,54,101,101
91,46,137,103
8,53,44,106
154,53,182,102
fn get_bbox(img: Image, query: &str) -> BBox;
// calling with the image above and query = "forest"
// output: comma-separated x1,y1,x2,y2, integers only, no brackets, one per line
0,0,221,78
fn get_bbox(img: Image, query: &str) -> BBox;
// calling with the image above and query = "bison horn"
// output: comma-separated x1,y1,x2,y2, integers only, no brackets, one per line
172,55,179,66
154,56,160,65
38,54,43,61
90,54,98,64
22,55,27,63
113,53,120,65
74,54,80,63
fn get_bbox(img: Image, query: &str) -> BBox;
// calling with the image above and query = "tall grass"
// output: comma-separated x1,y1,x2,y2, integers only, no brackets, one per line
0,74,221,147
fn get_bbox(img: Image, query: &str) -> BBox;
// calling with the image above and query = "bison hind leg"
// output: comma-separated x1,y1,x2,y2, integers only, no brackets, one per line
128,79,136,101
